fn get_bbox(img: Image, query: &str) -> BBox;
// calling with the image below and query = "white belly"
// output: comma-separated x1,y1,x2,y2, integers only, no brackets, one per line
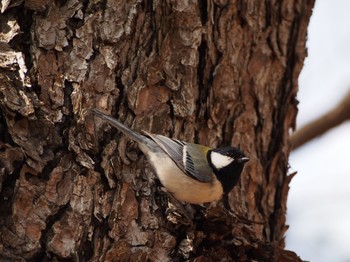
147,152,223,204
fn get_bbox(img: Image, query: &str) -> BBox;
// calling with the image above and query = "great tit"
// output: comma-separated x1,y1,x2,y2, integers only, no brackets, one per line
92,109,249,204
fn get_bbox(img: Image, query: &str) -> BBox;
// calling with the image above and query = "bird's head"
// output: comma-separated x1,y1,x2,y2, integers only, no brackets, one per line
208,147,249,193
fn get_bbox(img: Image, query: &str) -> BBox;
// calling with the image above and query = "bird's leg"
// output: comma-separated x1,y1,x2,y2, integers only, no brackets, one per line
161,188,194,226
214,195,265,225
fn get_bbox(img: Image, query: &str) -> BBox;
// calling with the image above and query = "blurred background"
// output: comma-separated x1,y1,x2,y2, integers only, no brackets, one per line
285,0,350,261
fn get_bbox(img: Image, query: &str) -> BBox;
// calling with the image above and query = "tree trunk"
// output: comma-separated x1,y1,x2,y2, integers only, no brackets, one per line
0,0,314,261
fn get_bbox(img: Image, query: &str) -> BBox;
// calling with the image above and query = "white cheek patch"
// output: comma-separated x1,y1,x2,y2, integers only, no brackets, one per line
211,151,234,169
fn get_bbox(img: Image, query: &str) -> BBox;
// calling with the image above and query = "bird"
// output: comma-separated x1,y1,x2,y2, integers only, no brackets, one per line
92,108,249,205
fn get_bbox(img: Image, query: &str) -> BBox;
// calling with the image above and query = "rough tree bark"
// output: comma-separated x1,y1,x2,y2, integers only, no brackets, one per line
0,0,314,261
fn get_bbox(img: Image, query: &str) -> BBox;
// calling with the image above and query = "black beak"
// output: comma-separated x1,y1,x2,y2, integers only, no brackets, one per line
237,157,249,163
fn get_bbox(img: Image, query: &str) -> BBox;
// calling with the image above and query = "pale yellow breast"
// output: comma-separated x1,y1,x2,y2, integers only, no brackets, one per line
147,152,223,204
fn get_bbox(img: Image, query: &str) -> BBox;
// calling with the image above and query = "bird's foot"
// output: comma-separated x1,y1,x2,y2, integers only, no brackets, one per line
164,192,194,227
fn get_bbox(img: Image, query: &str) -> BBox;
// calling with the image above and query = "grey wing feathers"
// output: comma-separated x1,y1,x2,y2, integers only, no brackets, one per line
184,144,213,182
143,131,184,167
144,131,213,182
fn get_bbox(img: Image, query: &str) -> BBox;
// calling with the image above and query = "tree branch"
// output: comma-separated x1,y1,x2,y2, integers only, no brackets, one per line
291,89,350,150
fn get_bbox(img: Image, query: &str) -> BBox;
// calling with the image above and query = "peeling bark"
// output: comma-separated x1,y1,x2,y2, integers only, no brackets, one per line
0,0,314,261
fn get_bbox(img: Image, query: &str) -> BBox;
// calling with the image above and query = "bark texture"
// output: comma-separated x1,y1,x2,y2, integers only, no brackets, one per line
0,0,314,261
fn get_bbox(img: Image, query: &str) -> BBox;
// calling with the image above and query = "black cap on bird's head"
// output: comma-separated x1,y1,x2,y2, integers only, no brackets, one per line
208,147,249,193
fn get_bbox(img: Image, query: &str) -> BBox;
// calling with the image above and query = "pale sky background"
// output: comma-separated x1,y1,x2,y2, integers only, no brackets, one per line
285,0,350,261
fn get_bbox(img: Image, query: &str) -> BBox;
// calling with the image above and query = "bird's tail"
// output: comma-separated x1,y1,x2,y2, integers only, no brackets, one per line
91,108,145,144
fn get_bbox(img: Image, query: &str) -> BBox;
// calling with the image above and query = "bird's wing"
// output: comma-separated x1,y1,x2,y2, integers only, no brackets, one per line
184,143,213,182
143,131,213,182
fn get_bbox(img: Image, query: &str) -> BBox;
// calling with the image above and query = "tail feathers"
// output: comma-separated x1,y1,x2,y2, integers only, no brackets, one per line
91,109,145,144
